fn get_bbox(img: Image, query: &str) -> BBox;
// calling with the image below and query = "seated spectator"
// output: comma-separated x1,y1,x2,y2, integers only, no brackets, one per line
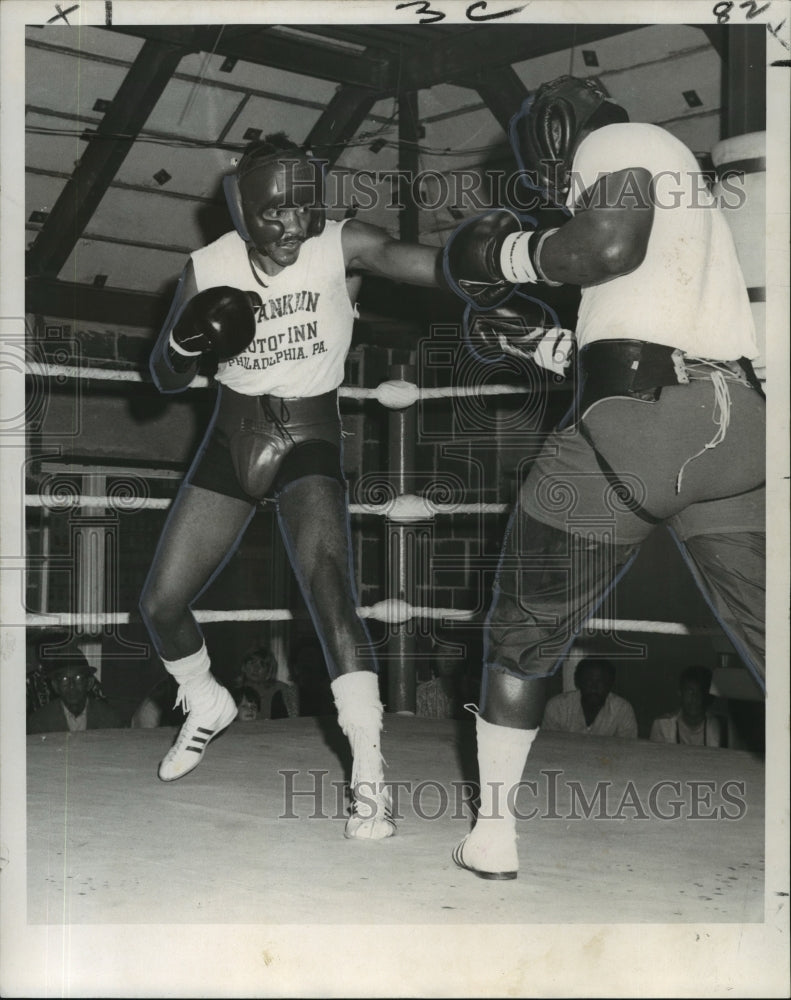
416,655,466,719
27,646,124,734
130,675,185,729
542,658,638,738
650,666,725,747
236,645,299,719
233,685,262,722
231,644,278,689
26,661,52,719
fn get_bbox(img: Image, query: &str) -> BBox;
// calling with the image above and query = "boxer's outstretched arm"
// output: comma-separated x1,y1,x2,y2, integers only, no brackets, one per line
341,219,441,287
149,261,200,393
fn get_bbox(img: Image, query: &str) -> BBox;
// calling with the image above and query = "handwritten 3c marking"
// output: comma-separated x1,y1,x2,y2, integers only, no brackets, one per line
396,1,526,23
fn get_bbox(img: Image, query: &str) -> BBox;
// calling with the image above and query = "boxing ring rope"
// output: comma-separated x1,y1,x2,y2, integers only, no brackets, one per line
25,492,509,517
26,488,716,633
24,358,725,705
23,607,719,636
26,362,529,405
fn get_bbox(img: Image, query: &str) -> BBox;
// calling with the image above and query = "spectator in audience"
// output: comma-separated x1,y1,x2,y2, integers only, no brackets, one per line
233,685,262,722
230,644,277,689
542,658,638,738
235,645,300,719
416,655,467,719
650,665,724,747
130,675,186,729
28,646,124,734
26,662,52,719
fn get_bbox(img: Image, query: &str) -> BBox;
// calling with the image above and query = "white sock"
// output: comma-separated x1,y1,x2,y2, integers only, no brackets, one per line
331,671,385,791
161,643,211,684
162,643,222,712
474,714,538,835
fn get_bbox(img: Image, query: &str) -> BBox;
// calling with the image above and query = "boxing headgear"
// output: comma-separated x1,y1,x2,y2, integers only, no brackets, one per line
223,142,326,251
509,76,629,205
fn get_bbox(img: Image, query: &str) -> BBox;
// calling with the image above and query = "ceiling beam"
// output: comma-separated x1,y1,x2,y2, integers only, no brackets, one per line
463,65,529,134
699,23,728,59
287,23,472,53
26,37,188,279
305,86,381,167
721,25,766,137
107,25,396,90
26,276,167,329
700,23,765,139
400,24,640,91
106,24,639,97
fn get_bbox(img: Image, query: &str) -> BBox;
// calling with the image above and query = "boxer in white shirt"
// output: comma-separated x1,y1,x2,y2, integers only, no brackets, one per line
444,76,765,878
143,134,440,840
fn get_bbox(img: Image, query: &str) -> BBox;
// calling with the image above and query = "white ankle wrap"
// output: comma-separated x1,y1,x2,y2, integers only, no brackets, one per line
162,643,211,683
331,671,385,790
475,714,538,826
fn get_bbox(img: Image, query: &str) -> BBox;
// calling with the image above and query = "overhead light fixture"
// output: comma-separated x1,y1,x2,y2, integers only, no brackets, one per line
244,127,263,141
268,25,366,53
93,98,111,112
28,210,49,224
582,50,599,67
220,56,237,73
369,138,387,153
683,89,703,108
153,169,171,186
93,274,108,288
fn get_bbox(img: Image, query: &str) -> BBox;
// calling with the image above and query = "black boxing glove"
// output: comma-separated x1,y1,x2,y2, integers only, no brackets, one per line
444,210,562,310
464,295,546,362
443,210,522,310
169,287,262,364
464,293,574,375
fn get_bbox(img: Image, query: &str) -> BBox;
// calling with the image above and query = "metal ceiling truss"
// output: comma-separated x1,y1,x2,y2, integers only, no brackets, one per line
108,25,397,90
26,35,190,279
28,21,753,333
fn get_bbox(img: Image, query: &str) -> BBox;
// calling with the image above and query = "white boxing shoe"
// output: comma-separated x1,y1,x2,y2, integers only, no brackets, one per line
344,782,396,840
452,824,518,880
331,672,396,840
158,684,237,782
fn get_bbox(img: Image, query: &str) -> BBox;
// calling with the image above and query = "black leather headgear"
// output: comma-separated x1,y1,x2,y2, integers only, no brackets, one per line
223,141,326,250
509,76,629,205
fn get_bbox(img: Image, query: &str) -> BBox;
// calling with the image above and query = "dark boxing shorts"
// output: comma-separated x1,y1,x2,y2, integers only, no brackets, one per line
187,385,345,503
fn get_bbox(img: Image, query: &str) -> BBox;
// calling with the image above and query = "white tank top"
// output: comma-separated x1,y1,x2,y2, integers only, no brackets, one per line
566,123,758,361
190,220,355,396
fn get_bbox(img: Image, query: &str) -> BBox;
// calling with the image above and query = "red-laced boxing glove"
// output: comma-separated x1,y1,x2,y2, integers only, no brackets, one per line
169,287,262,365
444,209,561,310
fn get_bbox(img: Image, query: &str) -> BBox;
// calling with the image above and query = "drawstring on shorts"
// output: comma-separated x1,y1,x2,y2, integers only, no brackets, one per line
675,366,732,494
259,395,294,442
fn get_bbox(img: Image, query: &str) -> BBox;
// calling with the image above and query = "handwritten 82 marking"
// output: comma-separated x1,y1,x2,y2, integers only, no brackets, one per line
713,0,772,22
713,0,790,53
395,1,526,24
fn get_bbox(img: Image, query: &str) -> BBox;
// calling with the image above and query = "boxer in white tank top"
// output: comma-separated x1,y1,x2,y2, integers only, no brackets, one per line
144,135,440,842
